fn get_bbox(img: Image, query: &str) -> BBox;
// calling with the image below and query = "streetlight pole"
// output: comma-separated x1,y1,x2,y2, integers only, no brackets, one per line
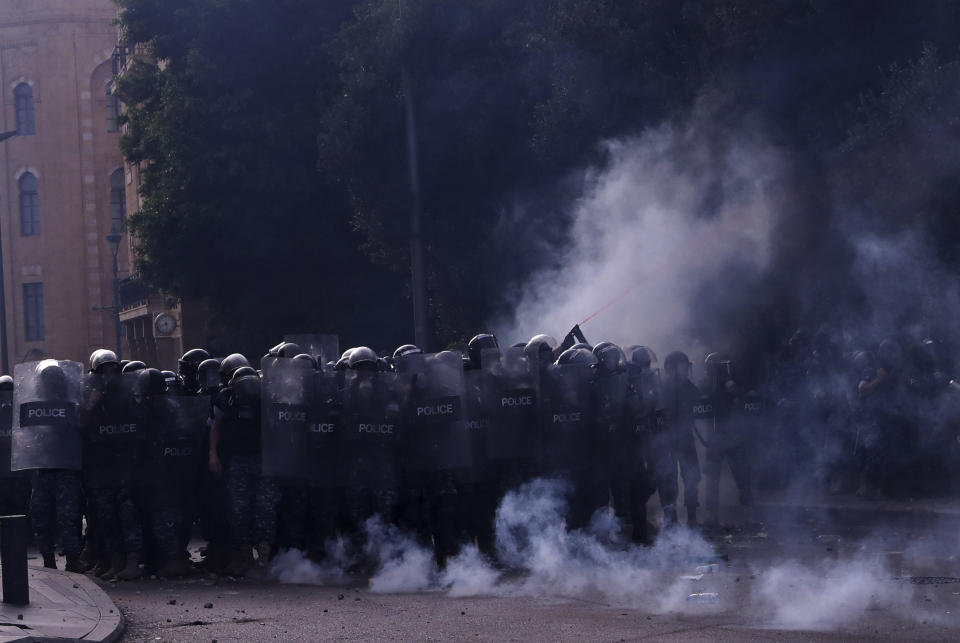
106,232,122,360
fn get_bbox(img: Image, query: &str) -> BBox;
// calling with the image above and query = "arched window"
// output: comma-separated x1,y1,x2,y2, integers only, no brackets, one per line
14,83,35,135
106,92,120,133
19,172,39,236
110,169,125,232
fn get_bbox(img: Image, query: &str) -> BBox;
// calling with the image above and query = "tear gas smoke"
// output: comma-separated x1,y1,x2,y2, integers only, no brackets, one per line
496,103,783,359
752,555,916,630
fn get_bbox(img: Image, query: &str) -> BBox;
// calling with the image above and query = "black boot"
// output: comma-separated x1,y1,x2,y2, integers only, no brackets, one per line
42,551,57,570
65,552,84,573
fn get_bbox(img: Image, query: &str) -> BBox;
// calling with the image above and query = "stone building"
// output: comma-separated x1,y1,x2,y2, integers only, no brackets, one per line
0,0,128,371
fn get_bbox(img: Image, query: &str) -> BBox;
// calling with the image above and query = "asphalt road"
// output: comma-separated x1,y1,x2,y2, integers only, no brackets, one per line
102,503,960,642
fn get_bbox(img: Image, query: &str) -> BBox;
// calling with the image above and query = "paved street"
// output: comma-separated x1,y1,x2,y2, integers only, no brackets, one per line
101,498,960,642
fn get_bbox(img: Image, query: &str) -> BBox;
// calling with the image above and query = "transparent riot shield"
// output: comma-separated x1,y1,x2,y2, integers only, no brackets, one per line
539,362,594,475
594,370,628,448
12,360,83,471
284,334,340,370
261,356,316,478
692,393,715,449
482,346,539,461
304,369,343,487
0,390,14,476
400,351,470,472
81,372,147,488
339,370,406,489
148,394,208,483
457,367,491,483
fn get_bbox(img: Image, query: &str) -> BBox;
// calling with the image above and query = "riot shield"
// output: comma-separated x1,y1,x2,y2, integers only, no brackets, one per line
460,368,489,481
339,370,406,488
594,371,628,448
148,394,207,484
261,356,316,478
12,360,83,471
303,369,343,487
692,394,715,448
284,334,340,370
81,372,148,488
400,351,470,472
482,347,539,461
539,362,594,475
0,390,17,477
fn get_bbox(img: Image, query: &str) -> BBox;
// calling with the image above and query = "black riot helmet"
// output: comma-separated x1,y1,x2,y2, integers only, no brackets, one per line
335,348,355,371
878,338,904,372
570,342,592,351
663,351,692,381
220,353,251,383
704,352,734,389
140,368,168,396
197,358,222,393
161,370,180,390
626,346,657,370
0,374,12,391
393,344,422,360
37,359,68,398
347,346,378,372
89,349,120,375
122,360,147,374
277,342,303,359
229,365,258,386
178,348,210,373
292,353,318,370
556,347,598,367
468,334,500,369
593,342,625,375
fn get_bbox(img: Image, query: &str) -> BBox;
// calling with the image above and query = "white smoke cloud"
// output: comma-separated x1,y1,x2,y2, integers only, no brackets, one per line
495,109,784,358
752,554,916,630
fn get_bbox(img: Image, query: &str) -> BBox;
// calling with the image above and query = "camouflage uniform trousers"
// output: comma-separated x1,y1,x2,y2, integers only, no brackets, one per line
225,453,280,546
150,486,192,559
92,485,143,555
399,471,458,560
30,470,82,555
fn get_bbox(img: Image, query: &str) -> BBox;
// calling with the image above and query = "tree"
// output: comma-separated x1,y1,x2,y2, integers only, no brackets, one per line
117,0,409,354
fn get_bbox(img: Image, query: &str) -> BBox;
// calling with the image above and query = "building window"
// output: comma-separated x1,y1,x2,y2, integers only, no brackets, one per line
19,172,39,236
14,83,35,135
106,92,120,133
23,283,44,342
110,169,125,232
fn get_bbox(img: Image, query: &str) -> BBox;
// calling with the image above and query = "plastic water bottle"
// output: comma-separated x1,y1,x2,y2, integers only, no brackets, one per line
686,592,720,604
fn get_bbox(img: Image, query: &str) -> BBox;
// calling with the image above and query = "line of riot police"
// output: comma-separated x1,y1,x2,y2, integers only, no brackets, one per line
0,331,767,579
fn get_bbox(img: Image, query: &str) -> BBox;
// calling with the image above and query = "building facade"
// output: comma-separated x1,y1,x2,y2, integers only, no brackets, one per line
0,0,127,370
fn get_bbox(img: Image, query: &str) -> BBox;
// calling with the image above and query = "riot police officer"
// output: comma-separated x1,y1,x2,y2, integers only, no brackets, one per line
178,348,211,395
209,356,279,576
702,352,754,525
654,351,702,527
23,360,84,572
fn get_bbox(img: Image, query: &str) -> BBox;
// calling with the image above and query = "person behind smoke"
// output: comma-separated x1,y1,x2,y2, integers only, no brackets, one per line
701,352,755,526
455,334,502,559
539,346,599,529
652,350,702,528
590,342,635,534
339,346,402,572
